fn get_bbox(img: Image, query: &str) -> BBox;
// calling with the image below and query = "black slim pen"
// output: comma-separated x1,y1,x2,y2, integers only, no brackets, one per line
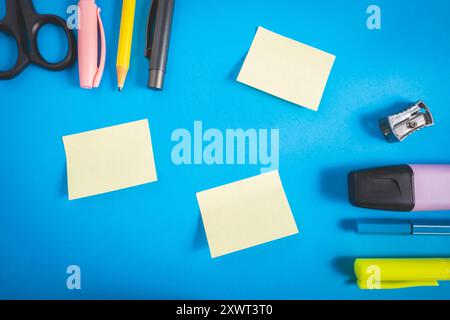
146,0,175,90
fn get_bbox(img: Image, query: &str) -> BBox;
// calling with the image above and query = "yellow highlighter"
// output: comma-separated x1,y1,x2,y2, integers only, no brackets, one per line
354,258,450,290
116,0,136,91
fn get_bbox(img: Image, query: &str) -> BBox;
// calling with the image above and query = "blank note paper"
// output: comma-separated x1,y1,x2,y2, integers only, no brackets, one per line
196,171,299,258
237,27,336,111
63,119,157,200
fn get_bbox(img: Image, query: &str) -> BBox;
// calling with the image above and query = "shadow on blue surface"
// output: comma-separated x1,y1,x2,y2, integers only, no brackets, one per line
229,53,247,82
192,214,208,251
320,165,358,202
340,219,357,232
60,164,67,198
332,257,356,284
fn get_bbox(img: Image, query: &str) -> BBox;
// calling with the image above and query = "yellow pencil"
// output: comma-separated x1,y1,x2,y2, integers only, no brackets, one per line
116,0,136,91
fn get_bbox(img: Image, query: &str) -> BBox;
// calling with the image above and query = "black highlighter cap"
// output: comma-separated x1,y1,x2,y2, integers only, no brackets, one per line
348,165,415,211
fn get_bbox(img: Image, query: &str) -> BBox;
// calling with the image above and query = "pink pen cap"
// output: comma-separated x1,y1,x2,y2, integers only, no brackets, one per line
77,0,106,89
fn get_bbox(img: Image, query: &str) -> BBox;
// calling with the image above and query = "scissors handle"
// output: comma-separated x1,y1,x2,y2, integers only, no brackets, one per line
28,14,77,71
0,1,30,80
0,0,76,80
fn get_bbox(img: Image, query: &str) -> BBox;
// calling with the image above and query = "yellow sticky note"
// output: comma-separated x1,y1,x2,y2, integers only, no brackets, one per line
237,26,336,111
62,119,157,200
196,171,299,258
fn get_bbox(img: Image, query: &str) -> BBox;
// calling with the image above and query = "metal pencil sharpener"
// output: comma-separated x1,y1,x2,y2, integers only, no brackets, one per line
379,101,434,143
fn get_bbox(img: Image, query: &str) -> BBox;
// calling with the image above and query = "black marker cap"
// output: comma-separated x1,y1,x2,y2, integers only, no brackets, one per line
348,165,415,212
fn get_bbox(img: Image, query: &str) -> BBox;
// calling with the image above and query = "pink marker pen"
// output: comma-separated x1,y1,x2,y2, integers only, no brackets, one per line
77,0,106,89
348,164,450,212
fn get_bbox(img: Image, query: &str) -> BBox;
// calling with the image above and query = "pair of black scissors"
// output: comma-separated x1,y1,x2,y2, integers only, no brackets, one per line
0,0,76,80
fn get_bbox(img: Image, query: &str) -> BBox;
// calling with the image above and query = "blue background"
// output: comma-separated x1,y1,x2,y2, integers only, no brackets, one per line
0,0,450,299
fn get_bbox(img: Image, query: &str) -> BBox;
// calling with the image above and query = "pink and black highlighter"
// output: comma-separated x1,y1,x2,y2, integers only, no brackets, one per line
348,165,450,212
